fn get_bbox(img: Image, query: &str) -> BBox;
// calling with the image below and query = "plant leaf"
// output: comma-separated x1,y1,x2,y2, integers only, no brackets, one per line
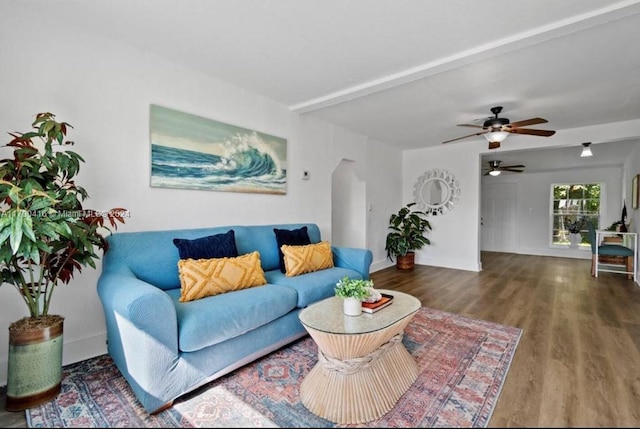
9,210,24,254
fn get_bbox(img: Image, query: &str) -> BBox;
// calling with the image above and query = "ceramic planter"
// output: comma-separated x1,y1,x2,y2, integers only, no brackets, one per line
6,316,64,411
343,297,363,316
396,252,415,270
569,233,581,249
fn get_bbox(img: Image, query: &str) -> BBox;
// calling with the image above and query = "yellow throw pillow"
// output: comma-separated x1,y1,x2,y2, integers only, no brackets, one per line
281,241,334,277
178,251,267,302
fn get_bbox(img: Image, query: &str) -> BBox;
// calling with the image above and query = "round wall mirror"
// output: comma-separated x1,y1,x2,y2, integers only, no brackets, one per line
413,168,460,215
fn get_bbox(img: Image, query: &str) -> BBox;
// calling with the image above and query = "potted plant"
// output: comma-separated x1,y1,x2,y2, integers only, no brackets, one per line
0,112,127,411
334,276,374,316
385,202,432,270
566,218,583,248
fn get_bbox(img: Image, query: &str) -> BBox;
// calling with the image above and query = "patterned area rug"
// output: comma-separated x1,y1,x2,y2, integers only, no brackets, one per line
26,307,522,428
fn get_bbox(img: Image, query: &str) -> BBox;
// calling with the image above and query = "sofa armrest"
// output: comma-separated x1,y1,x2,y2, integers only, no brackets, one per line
97,269,179,355
331,246,374,279
98,269,184,412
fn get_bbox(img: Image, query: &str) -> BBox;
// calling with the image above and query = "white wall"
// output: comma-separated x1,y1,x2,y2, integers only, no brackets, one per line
331,160,366,248
482,166,624,259
0,9,402,384
402,124,640,274
330,127,368,248
623,141,640,284
367,141,404,272
403,142,483,271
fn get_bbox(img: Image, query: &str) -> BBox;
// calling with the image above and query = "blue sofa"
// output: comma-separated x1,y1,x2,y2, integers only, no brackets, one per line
97,223,373,413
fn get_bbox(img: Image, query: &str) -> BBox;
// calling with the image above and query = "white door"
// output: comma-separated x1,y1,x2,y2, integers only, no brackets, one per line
481,182,517,252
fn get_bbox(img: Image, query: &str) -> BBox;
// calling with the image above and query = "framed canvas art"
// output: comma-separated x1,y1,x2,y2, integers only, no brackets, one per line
633,174,639,210
150,104,287,194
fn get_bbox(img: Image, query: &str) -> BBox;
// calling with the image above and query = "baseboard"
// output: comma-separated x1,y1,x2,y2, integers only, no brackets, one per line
416,256,481,272
516,247,591,259
370,259,395,273
371,257,481,273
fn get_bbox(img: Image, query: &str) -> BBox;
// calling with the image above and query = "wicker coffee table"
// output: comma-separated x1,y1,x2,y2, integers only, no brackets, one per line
298,289,421,424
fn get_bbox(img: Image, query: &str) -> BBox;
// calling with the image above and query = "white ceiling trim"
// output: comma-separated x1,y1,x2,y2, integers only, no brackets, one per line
290,0,640,114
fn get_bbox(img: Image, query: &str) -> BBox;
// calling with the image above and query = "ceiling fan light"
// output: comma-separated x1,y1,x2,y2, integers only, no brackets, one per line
489,169,501,176
484,131,509,143
580,142,593,157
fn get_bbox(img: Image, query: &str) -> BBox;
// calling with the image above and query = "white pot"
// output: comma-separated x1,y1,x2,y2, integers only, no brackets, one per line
343,297,362,316
569,232,581,249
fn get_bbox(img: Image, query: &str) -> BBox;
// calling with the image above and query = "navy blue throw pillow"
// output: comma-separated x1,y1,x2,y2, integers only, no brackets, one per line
173,230,238,260
274,226,311,273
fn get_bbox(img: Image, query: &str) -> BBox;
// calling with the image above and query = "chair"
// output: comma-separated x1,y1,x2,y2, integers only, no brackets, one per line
587,223,634,279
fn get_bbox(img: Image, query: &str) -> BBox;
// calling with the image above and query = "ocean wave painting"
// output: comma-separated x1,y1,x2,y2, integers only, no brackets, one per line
150,105,287,194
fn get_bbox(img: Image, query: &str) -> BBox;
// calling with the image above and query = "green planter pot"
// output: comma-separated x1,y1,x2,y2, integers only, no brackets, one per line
5,315,64,411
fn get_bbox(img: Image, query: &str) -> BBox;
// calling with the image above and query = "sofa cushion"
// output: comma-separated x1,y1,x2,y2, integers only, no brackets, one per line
265,266,364,307
177,251,267,302
167,283,298,352
173,229,238,260
281,241,334,277
274,226,311,273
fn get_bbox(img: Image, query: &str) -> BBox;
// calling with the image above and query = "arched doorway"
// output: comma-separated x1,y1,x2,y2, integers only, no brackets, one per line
331,159,366,248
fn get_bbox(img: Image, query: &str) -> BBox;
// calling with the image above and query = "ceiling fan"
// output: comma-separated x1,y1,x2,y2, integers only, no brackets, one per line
483,160,525,176
443,106,556,149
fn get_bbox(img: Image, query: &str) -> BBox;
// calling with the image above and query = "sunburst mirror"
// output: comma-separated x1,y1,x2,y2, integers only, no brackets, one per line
413,168,460,215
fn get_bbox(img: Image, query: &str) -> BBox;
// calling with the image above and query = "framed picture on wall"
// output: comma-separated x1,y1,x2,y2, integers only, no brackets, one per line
633,174,639,210
149,104,287,194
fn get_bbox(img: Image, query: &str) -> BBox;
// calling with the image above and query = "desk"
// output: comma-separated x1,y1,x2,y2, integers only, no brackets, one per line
298,289,420,424
594,230,637,282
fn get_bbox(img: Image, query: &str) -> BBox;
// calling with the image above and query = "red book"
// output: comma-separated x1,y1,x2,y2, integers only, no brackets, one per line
362,293,394,313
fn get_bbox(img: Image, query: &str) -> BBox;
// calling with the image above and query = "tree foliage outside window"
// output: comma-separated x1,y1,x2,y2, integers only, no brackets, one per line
552,183,601,246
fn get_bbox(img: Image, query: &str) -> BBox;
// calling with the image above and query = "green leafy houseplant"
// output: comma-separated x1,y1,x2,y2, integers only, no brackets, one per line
566,218,583,234
605,220,630,232
334,276,373,300
1,112,128,410
0,112,127,328
385,202,432,262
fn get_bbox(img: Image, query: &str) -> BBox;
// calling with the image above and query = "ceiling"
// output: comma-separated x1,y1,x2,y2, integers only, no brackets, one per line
7,0,640,162
480,140,638,175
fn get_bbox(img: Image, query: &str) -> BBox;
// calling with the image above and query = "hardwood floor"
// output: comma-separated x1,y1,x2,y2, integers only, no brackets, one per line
1,252,639,427
0,386,26,428
373,252,640,427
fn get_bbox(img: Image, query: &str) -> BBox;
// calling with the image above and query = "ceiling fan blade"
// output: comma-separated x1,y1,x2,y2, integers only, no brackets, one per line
509,128,556,137
508,117,548,128
442,130,487,144
502,168,524,173
500,164,525,169
457,124,485,129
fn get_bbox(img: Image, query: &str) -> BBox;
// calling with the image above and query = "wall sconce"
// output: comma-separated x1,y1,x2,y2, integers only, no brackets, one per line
580,142,593,157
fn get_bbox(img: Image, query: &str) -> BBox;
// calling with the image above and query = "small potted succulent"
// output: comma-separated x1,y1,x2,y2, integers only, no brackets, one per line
334,276,374,316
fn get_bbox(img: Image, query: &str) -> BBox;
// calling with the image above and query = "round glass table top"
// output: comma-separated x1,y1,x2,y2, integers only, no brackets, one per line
299,289,421,335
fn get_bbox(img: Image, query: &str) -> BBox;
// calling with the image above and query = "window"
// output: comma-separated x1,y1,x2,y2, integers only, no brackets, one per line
551,183,601,247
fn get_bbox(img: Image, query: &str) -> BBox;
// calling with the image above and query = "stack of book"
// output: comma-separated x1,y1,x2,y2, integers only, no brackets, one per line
362,293,394,313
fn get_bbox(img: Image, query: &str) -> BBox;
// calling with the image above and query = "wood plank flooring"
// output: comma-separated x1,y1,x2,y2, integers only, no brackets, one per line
1,252,639,427
373,252,640,427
